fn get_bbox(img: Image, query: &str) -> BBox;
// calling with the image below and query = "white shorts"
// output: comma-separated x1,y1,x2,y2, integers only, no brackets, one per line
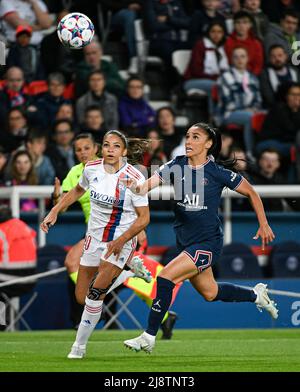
80,234,137,269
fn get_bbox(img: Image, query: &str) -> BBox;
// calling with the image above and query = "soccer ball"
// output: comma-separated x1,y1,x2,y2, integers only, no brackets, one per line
57,12,94,50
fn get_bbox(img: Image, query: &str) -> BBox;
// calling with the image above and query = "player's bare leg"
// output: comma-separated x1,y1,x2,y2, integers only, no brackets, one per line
65,239,85,283
124,252,198,353
190,267,278,318
68,261,122,358
75,265,98,305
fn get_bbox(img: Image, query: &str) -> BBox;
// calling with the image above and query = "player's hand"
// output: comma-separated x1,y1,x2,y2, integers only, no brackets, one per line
40,209,58,233
119,177,139,193
105,238,126,260
253,223,275,251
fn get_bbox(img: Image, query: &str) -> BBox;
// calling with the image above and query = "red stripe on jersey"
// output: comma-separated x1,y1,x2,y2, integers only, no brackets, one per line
127,165,142,179
86,159,102,167
125,167,140,180
102,179,121,242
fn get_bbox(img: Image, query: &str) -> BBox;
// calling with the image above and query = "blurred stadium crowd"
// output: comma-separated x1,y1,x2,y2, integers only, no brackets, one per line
1,0,300,213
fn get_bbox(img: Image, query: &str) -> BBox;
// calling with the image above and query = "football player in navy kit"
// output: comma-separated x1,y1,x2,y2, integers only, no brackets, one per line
124,122,278,353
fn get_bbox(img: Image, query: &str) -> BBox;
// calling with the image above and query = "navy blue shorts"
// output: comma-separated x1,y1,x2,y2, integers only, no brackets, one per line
177,240,222,273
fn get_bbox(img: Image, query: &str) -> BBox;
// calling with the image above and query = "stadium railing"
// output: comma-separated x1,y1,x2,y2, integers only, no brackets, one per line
0,185,300,247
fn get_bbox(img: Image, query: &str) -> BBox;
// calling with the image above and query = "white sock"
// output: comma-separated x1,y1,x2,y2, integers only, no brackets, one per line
75,297,103,346
107,270,134,294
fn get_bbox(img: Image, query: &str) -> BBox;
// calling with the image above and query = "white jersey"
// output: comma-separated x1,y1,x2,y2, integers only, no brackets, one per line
79,159,148,242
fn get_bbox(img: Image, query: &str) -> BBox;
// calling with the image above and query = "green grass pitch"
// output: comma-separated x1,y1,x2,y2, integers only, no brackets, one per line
0,329,299,372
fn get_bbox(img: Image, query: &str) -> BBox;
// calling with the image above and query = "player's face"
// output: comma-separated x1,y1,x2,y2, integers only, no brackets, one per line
102,134,127,168
185,127,213,158
74,138,98,164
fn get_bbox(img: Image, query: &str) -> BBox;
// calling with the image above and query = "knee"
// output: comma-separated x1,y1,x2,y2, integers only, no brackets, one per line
201,288,218,302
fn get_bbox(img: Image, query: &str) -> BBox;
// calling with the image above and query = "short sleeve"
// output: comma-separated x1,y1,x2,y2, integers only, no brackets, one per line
131,178,148,207
154,158,178,185
78,169,89,191
218,166,243,190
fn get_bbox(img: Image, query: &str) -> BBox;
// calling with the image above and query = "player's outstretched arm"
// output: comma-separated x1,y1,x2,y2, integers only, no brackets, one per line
41,184,86,233
235,178,275,250
122,174,161,196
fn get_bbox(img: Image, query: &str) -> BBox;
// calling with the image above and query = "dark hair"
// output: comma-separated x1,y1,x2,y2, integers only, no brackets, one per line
126,75,144,88
88,70,105,80
84,105,103,116
10,150,37,185
258,148,281,161
284,81,300,100
268,44,287,55
103,130,149,165
281,9,300,21
205,20,227,45
53,119,73,132
233,10,255,24
27,128,48,143
191,123,237,169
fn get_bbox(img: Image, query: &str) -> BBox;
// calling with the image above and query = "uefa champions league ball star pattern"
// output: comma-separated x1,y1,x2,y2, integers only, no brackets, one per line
57,12,94,49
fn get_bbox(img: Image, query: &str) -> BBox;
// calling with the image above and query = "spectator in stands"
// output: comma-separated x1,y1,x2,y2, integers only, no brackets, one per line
156,107,182,159
225,11,264,75
33,72,70,131
81,106,106,143
46,119,75,181
260,45,300,108
26,129,55,185
264,10,300,58
76,70,119,130
40,10,75,82
219,130,234,159
0,67,31,128
6,25,44,83
251,149,286,211
216,47,262,157
257,82,300,158
55,103,74,122
219,0,241,17
119,76,156,137
143,129,167,168
0,108,29,153
0,0,52,46
100,1,142,74
6,150,38,211
261,0,300,24
184,21,229,115
143,0,190,66
75,39,125,98
189,0,226,45
242,0,269,40
0,146,9,185
229,145,252,210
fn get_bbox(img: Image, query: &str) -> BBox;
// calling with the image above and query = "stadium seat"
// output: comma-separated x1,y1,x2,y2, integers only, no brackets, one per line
268,241,300,278
37,245,66,281
172,50,191,76
215,242,263,279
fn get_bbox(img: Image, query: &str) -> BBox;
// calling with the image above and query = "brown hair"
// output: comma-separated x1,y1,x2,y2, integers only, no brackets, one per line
103,130,149,165
10,150,38,185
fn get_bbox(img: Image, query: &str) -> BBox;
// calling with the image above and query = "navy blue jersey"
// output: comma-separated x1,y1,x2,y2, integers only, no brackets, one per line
156,155,243,247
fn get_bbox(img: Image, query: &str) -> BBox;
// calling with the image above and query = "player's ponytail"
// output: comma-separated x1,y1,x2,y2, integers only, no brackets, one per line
192,122,237,170
103,130,149,165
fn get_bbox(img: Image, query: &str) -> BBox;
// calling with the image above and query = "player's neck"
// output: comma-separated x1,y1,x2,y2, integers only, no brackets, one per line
188,154,209,168
103,160,126,174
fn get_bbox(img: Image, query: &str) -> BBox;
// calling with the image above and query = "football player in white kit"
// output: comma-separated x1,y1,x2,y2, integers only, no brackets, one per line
41,130,150,359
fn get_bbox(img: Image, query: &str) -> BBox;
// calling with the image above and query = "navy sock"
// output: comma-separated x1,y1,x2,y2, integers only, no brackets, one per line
213,283,257,302
146,276,175,336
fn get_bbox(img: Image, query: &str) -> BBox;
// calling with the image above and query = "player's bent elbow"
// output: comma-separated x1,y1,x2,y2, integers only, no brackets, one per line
202,291,217,302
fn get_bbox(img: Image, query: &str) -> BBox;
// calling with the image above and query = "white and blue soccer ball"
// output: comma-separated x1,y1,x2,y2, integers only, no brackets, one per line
57,12,94,50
